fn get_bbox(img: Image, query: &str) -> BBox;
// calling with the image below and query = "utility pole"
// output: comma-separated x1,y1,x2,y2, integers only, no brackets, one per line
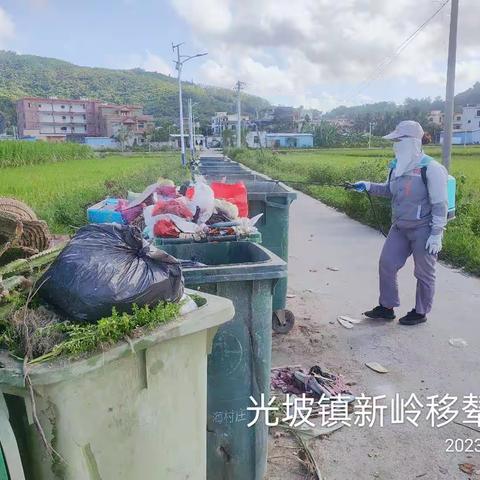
188,98,194,163
368,122,374,149
172,43,207,166
235,81,245,148
442,0,459,172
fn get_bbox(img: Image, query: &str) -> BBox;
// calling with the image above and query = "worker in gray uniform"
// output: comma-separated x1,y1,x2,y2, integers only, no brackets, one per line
353,120,448,325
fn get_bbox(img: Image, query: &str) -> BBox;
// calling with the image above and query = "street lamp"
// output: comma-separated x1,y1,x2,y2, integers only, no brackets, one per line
368,121,375,149
188,100,199,163
172,43,207,166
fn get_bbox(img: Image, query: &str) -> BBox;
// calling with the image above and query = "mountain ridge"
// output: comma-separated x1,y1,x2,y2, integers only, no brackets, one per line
0,50,270,129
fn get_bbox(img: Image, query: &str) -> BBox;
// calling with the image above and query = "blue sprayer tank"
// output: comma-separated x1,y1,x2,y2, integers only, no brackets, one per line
447,175,456,220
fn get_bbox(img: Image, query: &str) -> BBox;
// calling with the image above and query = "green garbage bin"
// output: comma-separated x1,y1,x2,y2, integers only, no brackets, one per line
0,291,234,480
202,172,271,183
199,158,233,166
0,448,9,480
197,176,297,334
242,181,297,333
160,241,287,480
153,232,262,246
199,165,250,175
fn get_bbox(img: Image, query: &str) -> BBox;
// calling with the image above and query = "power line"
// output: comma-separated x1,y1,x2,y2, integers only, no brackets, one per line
344,0,451,104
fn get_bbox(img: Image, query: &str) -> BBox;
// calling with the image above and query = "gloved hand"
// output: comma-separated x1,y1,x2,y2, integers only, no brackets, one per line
352,181,371,192
426,233,443,255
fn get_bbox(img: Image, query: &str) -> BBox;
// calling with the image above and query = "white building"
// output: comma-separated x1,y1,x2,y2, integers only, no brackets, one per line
453,112,463,131
211,112,249,135
428,110,444,126
245,131,267,148
440,129,480,145
460,105,480,131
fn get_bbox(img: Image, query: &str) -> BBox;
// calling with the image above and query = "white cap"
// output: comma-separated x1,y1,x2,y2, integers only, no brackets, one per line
383,120,424,140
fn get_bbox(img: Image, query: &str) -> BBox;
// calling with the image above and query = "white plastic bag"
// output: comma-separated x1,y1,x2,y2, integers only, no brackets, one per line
191,181,215,224
235,214,263,236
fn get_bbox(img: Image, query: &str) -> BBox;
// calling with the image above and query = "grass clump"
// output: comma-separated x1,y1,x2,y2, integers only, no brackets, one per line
1,302,181,364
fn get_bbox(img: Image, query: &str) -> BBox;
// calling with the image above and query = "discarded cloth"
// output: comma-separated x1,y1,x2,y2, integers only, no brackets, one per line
152,198,193,220
271,365,353,399
153,219,180,238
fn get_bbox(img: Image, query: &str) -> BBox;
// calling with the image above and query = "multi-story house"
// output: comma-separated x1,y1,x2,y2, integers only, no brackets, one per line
211,112,250,135
16,97,100,140
460,105,480,131
96,104,155,145
16,97,154,144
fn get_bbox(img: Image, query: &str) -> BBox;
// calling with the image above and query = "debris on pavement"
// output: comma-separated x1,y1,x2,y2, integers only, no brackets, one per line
449,337,468,348
293,422,344,439
326,266,340,271
337,317,354,329
286,294,296,299
365,362,389,374
338,315,363,324
294,430,323,480
271,365,354,402
459,463,480,476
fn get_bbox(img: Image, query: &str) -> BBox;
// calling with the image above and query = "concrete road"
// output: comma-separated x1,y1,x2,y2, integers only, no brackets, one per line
268,191,480,480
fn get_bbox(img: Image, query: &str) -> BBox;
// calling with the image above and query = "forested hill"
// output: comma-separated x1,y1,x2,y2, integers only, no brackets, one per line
325,82,480,119
0,50,270,127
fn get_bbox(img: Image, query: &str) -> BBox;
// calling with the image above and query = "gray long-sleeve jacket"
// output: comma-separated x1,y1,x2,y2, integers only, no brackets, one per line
369,154,448,235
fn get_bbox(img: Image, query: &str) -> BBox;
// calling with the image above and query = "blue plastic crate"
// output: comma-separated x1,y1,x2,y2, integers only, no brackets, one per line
87,198,126,225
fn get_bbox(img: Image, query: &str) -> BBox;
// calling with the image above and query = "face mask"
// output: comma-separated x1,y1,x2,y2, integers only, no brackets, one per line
393,137,422,177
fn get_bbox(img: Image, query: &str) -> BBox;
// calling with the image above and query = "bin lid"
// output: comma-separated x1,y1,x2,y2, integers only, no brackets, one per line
243,180,298,201
0,290,234,388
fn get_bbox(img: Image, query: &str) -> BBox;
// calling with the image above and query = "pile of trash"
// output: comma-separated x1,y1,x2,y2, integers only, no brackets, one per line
87,178,262,242
271,365,355,403
0,223,201,363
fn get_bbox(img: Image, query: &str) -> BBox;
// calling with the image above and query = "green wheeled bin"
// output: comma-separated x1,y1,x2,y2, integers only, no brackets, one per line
243,181,297,333
202,171,271,183
199,156,233,166
196,174,298,334
161,241,287,480
199,164,250,175
0,291,234,480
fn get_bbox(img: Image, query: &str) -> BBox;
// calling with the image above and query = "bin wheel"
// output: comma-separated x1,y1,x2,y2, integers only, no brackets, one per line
272,309,295,334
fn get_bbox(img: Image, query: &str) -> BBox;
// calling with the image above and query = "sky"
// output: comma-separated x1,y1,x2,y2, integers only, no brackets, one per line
0,0,479,112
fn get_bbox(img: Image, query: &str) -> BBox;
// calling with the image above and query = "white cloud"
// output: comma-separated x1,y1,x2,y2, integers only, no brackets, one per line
141,50,173,76
170,0,480,109
0,7,15,48
117,50,173,76
171,0,232,34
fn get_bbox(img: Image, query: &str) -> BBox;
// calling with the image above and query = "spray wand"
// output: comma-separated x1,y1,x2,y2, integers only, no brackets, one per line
271,178,388,238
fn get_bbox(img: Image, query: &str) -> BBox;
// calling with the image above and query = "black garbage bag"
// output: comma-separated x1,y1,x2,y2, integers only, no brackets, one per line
39,223,184,323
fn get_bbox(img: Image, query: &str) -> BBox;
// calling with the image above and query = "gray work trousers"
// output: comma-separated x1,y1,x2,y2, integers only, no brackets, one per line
379,224,437,315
